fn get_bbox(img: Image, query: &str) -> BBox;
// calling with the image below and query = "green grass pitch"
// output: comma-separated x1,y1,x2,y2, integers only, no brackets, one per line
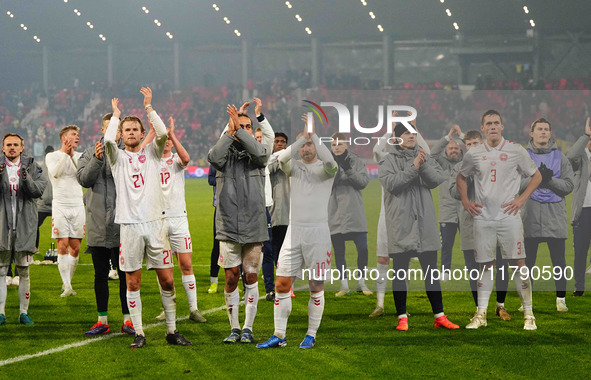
0,178,589,378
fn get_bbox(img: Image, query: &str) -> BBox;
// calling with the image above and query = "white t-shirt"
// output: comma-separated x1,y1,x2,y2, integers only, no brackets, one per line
5,157,20,228
583,148,591,207
104,111,168,224
45,150,83,208
159,152,188,217
459,137,537,221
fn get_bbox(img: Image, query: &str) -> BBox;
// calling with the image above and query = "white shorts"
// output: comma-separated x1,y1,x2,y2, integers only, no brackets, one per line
276,223,332,281
164,217,192,254
376,207,389,257
51,205,85,239
218,241,263,273
119,219,172,272
473,217,525,263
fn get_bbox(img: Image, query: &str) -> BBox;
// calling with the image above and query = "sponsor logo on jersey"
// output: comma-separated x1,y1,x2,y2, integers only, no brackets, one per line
10,176,16,183
500,153,508,162
482,156,487,160
490,161,497,166
139,155,146,163
161,167,167,172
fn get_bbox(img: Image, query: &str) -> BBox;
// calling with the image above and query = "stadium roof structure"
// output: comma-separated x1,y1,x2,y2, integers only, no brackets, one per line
2,0,591,49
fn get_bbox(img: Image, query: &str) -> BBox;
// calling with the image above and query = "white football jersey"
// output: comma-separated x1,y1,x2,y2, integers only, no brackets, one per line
104,111,168,224
45,150,83,207
459,137,537,221
5,157,20,227
159,152,188,217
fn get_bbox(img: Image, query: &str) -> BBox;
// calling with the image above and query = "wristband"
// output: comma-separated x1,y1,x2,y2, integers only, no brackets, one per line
257,113,265,122
144,104,152,110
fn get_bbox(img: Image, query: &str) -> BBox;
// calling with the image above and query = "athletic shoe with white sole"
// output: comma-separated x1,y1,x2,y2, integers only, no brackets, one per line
465,312,487,329
108,269,119,280
256,335,287,348
518,304,525,312
524,313,537,330
60,287,77,298
85,321,109,335
556,298,568,312
369,306,385,318
189,309,207,323
155,310,165,321
299,335,315,349
335,290,351,297
357,285,373,296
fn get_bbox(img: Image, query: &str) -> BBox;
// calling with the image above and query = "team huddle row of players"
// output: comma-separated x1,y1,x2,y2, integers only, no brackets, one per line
2,87,591,349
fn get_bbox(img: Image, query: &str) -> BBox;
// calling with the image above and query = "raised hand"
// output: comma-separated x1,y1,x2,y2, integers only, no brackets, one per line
227,105,239,135
449,124,462,138
413,148,426,169
254,97,262,116
140,87,153,108
238,101,251,113
95,141,104,160
168,116,176,138
64,138,74,156
301,113,314,139
111,98,121,119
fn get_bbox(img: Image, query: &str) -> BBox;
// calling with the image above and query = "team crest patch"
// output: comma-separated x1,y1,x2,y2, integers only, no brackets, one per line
500,153,508,162
167,159,173,165
139,155,146,163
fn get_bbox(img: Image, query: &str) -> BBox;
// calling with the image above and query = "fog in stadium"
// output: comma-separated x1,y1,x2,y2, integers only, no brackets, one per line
1,0,590,377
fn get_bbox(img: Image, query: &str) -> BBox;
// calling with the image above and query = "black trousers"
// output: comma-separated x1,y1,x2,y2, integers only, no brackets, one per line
390,251,444,316
89,246,128,315
331,232,369,280
210,208,220,278
524,237,567,298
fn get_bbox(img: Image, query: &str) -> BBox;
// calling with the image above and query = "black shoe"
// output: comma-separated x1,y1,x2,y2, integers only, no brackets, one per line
266,291,275,302
130,334,146,349
166,330,192,346
572,290,584,297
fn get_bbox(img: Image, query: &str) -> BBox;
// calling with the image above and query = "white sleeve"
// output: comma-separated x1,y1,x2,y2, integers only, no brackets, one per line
373,132,392,162
278,137,306,177
104,116,120,166
458,150,477,177
148,110,168,158
417,132,431,154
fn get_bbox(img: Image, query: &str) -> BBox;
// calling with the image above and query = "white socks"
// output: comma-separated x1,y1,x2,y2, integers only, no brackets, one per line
243,282,259,331
57,254,71,289
307,291,325,338
210,276,218,284
376,263,388,308
224,288,240,330
477,266,494,314
0,266,7,315
273,292,292,339
514,269,533,311
17,266,30,314
182,274,198,312
340,278,349,292
68,255,79,282
160,289,177,334
127,290,143,336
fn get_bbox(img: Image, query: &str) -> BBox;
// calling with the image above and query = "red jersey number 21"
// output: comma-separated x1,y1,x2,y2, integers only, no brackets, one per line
132,174,145,188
